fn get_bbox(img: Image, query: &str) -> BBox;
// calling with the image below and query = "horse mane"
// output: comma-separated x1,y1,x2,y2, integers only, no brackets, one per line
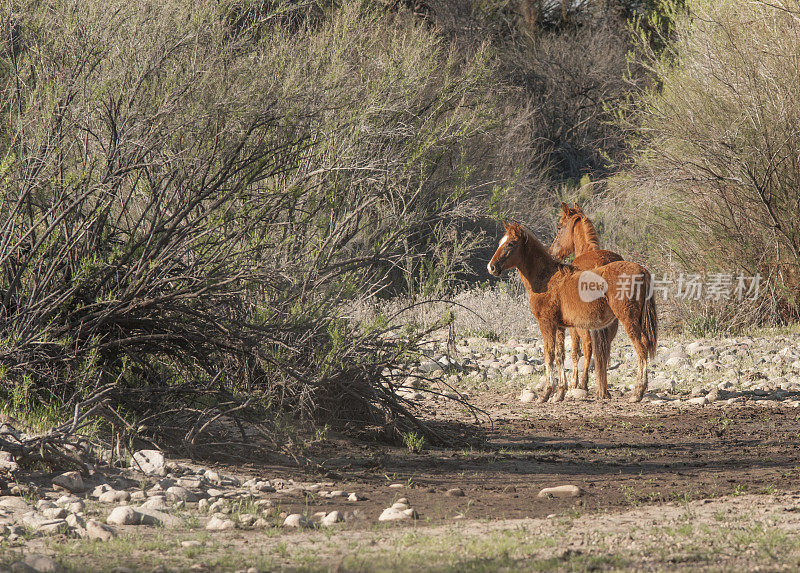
512,222,572,271
575,215,600,250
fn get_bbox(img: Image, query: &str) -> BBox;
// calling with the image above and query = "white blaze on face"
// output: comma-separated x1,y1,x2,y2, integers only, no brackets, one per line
489,233,509,273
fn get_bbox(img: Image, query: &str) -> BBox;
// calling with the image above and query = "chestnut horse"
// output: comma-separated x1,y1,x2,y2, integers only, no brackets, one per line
550,203,622,396
488,221,657,403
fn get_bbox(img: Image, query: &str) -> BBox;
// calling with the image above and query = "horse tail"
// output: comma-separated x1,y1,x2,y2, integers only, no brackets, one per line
640,271,658,359
590,323,612,372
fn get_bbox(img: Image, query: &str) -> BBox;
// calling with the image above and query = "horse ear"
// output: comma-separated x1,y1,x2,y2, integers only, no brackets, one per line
561,202,569,214
573,203,583,213
502,220,511,231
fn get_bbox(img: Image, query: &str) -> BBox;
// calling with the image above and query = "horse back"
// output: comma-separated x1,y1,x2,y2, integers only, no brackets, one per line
573,249,623,270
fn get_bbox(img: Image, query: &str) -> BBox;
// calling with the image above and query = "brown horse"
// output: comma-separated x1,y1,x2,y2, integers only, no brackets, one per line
488,221,657,403
551,202,622,396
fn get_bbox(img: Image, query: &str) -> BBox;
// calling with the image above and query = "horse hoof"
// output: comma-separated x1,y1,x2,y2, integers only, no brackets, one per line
537,393,551,403
628,394,643,403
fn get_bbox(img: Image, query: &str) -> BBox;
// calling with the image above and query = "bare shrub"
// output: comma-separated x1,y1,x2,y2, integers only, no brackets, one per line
608,0,800,327
0,0,511,449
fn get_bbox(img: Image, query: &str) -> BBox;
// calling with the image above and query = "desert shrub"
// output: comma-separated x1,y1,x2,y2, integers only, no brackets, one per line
0,0,511,448
607,0,800,327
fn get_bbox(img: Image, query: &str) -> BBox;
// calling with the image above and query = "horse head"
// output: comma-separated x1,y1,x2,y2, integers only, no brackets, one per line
550,202,583,260
488,221,528,276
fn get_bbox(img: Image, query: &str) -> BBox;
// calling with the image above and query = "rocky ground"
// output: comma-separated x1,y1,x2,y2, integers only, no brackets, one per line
2,328,800,572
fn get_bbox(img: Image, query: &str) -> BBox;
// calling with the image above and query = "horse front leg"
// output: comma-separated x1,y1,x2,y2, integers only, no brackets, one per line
537,323,557,403
554,327,567,402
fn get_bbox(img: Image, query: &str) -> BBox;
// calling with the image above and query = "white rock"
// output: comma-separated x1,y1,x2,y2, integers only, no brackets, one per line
98,489,130,504
206,515,236,531
687,396,708,406
566,388,588,400
321,511,344,526
107,506,139,526
52,471,84,493
131,450,166,475
65,513,85,529
519,389,536,403
282,513,310,528
378,507,419,521
537,485,582,498
348,493,364,502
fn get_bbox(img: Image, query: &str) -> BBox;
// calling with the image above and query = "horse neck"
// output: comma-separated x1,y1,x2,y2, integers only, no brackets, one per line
573,217,601,256
515,240,563,294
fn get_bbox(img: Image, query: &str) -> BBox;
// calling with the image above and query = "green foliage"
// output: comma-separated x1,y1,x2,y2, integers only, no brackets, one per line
402,430,425,453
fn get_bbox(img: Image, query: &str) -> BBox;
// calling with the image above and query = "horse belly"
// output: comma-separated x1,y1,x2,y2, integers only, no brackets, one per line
561,300,614,330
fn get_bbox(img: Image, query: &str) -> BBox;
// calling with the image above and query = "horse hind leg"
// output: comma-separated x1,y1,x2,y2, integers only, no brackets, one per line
569,328,581,390
578,329,591,391
590,326,612,399
619,315,650,403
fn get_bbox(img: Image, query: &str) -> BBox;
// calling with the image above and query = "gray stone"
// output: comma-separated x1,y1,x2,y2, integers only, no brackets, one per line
348,493,365,502
22,514,68,534
52,471,84,493
687,396,708,406
22,555,62,573
136,507,182,528
41,507,67,520
0,497,31,512
519,389,536,403
445,487,465,497
166,486,197,502
86,519,115,541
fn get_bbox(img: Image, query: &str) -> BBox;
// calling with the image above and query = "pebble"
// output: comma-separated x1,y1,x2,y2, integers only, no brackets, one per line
687,396,708,406
519,389,536,403
348,493,365,502
445,487,465,497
